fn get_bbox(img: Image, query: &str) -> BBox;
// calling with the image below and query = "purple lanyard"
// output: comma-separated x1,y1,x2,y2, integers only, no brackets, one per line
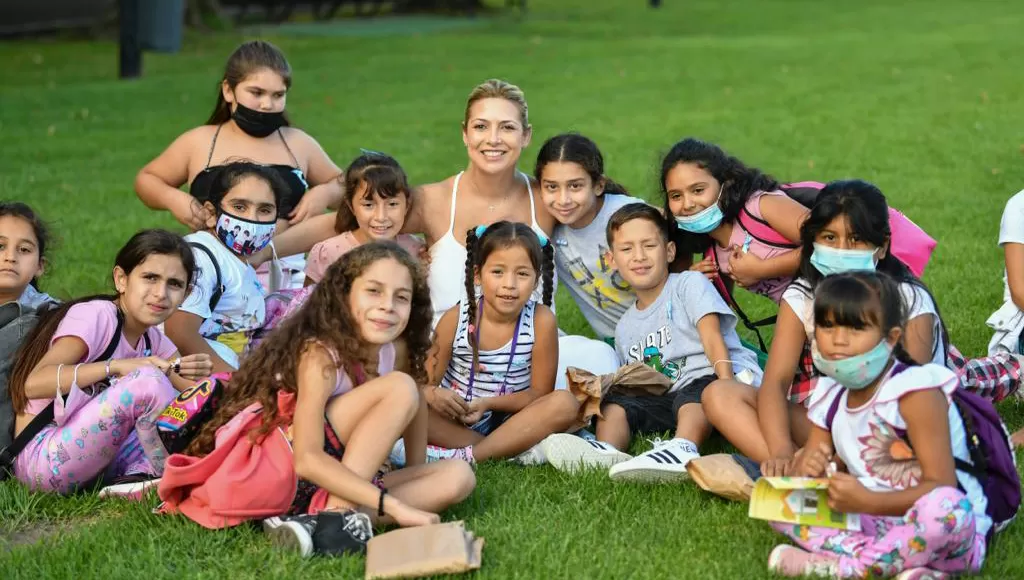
464,298,523,402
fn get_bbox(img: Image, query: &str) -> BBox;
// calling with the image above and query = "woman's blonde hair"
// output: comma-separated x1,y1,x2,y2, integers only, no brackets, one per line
463,79,529,129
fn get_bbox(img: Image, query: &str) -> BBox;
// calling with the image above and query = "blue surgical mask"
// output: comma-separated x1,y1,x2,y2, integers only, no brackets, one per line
811,339,893,390
810,243,878,276
674,195,724,234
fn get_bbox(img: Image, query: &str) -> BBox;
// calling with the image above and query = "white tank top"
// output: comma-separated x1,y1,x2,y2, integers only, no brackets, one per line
427,171,554,329
440,299,536,400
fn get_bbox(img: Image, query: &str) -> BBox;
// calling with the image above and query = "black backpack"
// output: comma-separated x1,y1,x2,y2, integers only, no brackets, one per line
0,302,148,480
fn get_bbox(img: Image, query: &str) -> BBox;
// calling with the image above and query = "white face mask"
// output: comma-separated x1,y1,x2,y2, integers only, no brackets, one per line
214,210,276,256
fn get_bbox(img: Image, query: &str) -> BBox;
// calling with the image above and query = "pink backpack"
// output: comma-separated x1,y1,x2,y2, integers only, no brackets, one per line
738,181,937,278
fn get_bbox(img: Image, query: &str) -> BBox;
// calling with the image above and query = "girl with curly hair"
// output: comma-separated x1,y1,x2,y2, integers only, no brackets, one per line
183,241,475,558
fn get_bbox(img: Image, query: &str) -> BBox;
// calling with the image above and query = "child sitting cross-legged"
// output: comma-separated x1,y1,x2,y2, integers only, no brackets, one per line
543,203,762,481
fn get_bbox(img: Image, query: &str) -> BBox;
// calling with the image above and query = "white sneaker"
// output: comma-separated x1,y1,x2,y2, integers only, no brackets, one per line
541,433,632,474
263,514,315,558
608,438,700,483
513,442,547,466
97,477,161,501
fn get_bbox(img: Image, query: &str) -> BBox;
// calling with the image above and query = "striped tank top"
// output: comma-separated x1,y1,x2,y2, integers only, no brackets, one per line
440,299,536,401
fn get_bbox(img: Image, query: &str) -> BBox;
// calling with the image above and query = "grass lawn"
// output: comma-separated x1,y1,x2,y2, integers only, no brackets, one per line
3,0,1024,577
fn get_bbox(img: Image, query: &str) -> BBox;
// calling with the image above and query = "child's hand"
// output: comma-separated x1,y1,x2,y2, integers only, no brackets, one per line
727,248,765,288
389,501,441,527
827,472,868,513
689,256,719,280
427,386,470,421
174,354,214,380
461,398,486,425
288,184,332,225
790,442,831,478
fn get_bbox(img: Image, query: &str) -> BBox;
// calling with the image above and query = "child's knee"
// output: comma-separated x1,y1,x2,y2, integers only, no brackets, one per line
107,368,177,408
438,459,476,503
912,486,977,540
542,390,580,421
382,371,419,403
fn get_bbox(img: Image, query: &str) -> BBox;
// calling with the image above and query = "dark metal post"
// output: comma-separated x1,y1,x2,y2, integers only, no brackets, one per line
119,0,142,79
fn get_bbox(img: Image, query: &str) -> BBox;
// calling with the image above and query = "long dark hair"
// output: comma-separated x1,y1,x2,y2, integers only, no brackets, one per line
185,241,432,457
534,133,629,196
334,152,412,233
0,202,50,291
463,221,554,373
206,40,292,126
796,179,949,362
9,229,196,413
660,138,779,255
813,271,918,367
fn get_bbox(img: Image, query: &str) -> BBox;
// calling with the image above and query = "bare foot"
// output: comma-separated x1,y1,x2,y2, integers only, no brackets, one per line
1011,428,1024,449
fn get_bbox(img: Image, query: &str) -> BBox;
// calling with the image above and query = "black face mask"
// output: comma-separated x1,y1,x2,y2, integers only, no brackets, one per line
231,103,286,138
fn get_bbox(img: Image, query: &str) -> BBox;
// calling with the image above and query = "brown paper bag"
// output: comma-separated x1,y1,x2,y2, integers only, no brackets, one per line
565,363,673,429
365,521,484,579
688,454,755,502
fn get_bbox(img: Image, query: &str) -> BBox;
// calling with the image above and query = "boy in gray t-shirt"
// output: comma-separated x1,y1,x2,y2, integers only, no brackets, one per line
541,203,762,482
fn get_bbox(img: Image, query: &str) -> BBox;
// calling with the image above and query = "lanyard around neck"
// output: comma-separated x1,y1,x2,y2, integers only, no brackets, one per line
465,298,523,402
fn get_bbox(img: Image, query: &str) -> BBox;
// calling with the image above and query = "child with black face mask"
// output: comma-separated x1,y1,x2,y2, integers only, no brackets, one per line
134,40,345,289
165,162,287,373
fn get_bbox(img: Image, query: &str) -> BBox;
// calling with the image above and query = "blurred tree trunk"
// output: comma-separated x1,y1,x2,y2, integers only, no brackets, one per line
187,0,226,29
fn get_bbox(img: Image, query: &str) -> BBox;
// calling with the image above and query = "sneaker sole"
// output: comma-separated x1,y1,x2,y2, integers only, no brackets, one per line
767,544,794,574
608,464,690,483
541,434,632,473
97,478,161,501
263,518,314,558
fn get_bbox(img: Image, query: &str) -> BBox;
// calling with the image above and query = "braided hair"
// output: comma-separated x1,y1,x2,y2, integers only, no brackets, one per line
463,221,554,375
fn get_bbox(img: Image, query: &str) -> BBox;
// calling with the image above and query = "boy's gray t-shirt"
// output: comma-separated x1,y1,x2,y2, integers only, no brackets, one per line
615,272,762,392
553,194,646,339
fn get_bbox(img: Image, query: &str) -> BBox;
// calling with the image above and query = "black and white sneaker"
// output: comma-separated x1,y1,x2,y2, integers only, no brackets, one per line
264,510,374,558
311,510,374,556
608,438,700,483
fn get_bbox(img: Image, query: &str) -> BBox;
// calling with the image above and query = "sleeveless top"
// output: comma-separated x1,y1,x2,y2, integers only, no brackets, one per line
440,299,536,401
427,171,554,329
188,124,309,219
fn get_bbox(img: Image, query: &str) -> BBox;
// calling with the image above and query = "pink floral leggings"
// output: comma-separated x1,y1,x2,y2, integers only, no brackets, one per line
14,367,178,494
772,486,986,578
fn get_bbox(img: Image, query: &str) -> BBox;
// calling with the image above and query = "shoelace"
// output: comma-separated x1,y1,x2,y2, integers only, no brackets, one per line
343,512,374,542
646,437,671,450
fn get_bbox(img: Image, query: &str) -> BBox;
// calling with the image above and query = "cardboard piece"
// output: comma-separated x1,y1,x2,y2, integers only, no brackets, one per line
365,521,484,579
688,454,756,502
748,477,861,531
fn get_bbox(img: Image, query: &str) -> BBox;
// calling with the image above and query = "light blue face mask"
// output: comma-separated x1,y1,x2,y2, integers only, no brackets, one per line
674,195,724,234
809,243,879,277
811,339,893,390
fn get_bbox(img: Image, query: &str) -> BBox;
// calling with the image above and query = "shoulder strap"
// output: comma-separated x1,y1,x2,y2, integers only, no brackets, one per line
190,242,224,311
205,124,223,168
276,128,301,167
705,249,775,352
824,388,844,430
0,401,54,471
737,206,799,249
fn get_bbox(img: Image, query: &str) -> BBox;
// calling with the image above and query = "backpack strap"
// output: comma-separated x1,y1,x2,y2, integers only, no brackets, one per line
189,242,224,312
706,249,776,352
737,207,799,249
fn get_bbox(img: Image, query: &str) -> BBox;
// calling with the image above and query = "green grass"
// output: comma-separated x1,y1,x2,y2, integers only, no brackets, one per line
4,0,1024,576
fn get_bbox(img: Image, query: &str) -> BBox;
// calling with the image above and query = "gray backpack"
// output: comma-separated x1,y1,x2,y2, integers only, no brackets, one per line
0,302,46,476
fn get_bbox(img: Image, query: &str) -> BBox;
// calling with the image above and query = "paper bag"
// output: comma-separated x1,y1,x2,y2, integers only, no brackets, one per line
688,454,756,502
565,363,673,428
365,521,484,579
748,477,861,531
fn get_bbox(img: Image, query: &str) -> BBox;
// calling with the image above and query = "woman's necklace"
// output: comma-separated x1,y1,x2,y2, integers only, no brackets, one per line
467,173,514,212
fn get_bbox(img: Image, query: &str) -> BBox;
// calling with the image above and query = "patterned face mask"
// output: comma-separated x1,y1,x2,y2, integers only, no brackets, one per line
215,210,276,257
812,338,893,390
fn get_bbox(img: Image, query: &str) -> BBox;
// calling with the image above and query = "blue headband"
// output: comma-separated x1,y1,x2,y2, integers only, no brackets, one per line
474,224,549,247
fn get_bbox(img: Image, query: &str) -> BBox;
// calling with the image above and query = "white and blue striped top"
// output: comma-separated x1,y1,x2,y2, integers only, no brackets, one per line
440,299,536,401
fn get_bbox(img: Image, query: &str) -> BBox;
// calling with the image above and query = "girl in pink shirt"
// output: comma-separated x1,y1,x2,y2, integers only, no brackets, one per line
303,152,423,286
8,230,214,494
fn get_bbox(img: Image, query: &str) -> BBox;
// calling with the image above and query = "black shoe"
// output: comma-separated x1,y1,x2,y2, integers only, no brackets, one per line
312,509,374,556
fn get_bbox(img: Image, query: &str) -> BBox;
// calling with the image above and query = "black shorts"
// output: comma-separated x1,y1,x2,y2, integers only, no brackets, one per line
601,375,716,435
